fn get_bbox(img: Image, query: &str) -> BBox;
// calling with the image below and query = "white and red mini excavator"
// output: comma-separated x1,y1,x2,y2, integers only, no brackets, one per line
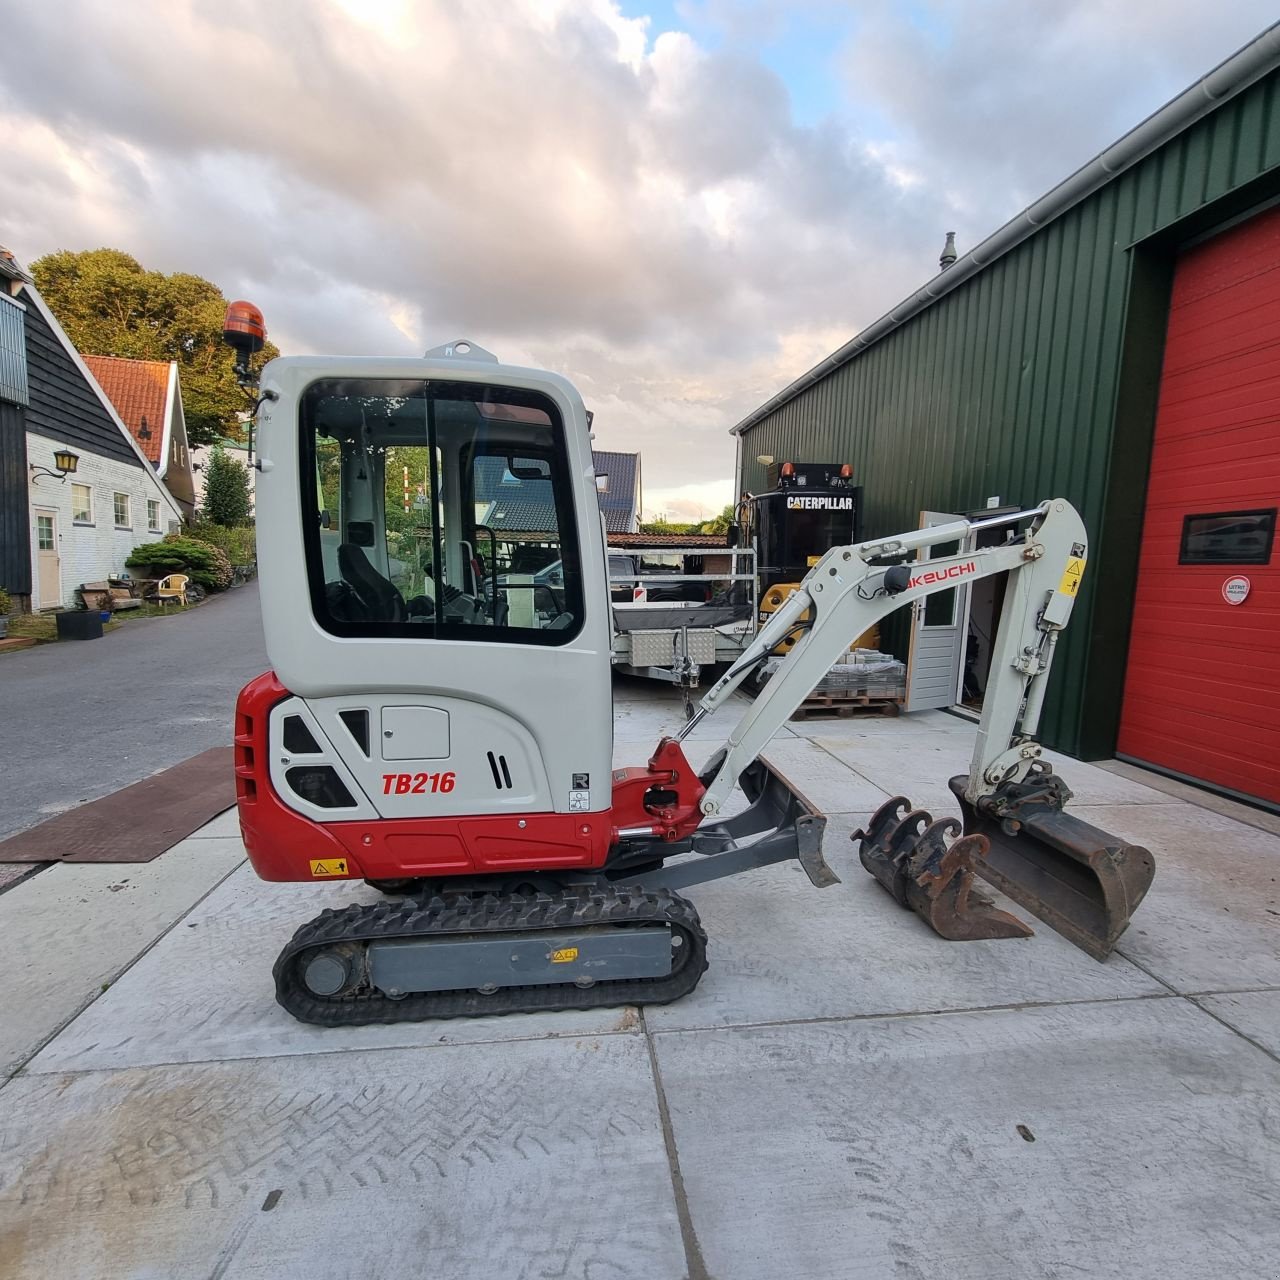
224,318,1154,1026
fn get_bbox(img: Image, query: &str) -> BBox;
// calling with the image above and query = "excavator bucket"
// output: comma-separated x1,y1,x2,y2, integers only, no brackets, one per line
854,798,1034,942
948,773,1156,961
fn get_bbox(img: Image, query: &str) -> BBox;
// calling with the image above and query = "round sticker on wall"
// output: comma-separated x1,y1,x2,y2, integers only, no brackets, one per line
1222,576,1251,606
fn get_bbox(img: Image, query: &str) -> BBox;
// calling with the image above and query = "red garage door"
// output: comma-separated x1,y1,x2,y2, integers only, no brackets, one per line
1119,205,1280,806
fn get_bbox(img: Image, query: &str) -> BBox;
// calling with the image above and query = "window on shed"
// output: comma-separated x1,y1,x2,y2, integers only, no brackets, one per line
113,493,131,528
147,499,161,531
71,483,92,524
1179,509,1275,565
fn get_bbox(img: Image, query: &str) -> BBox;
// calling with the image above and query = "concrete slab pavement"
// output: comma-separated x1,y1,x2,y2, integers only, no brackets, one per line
643,818,1166,1033
1096,801,1280,992
1197,989,1280,1055
0,841,245,1078
0,1035,686,1280
3,680,1279,1279
650,998,1280,1280
28,868,642,1075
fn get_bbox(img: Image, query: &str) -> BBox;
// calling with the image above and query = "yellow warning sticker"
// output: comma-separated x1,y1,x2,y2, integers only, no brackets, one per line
550,947,579,964
309,858,349,877
807,555,822,567
1058,557,1086,598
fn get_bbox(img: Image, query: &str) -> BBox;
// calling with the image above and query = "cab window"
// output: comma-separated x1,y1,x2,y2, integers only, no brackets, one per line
300,378,584,644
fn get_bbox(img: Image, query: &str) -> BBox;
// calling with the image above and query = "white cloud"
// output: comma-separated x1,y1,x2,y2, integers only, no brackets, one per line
0,0,1274,512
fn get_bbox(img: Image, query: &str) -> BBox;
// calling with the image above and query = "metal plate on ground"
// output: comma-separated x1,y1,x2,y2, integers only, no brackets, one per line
0,748,235,862
368,925,672,994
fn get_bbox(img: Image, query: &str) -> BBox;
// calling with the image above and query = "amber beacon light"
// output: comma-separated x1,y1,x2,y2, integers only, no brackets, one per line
223,300,267,385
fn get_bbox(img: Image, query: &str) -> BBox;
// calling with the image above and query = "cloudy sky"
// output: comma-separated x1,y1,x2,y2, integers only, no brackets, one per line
1,1,1275,519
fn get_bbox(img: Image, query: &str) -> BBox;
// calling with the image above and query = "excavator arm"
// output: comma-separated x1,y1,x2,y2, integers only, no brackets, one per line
644,499,1154,959
688,500,1084,812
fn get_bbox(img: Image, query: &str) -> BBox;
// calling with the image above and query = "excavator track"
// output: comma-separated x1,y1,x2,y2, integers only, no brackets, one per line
274,884,709,1026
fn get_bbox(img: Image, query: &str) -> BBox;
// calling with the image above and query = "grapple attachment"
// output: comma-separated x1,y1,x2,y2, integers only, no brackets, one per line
854,798,1034,942
948,768,1156,961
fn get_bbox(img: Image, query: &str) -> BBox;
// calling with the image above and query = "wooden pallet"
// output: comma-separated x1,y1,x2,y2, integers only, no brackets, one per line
790,690,904,720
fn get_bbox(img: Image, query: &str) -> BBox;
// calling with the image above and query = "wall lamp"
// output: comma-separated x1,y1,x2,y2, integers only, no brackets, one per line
30,448,81,484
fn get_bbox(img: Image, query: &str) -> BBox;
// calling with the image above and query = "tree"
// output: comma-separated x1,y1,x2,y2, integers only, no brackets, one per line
30,248,279,447
202,445,253,526
693,505,736,535
638,517,697,535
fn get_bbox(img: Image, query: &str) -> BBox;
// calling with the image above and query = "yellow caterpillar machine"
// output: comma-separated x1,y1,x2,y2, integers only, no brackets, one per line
736,461,874,652
225,319,1154,1024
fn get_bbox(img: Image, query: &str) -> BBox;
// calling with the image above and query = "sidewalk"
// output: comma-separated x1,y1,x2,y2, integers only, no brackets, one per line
1,682,1277,1279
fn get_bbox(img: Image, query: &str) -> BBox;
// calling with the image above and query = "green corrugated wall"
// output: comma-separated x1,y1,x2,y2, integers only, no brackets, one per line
736,70,1280,758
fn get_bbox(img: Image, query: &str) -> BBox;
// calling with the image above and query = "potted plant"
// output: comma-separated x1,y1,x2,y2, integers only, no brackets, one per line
0,587,10,639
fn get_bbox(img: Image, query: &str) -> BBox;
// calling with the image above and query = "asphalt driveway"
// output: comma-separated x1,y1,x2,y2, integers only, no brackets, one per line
0,583,267,840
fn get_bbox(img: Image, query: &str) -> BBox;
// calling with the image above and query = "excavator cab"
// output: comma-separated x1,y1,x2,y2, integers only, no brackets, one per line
242,344,625,887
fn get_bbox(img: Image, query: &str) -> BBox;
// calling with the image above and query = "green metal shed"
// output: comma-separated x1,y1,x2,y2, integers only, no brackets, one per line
732,24,1280,762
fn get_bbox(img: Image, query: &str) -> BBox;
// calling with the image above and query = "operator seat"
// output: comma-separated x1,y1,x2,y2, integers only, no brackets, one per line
338,543,407,621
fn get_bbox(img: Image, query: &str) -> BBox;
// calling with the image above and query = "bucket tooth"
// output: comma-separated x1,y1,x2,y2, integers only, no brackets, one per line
949,771,1156,961
854,798,1033,943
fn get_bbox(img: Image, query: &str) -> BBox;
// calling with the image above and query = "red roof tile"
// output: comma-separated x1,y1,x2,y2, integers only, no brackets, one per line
608,532,728,548
83,355,170,464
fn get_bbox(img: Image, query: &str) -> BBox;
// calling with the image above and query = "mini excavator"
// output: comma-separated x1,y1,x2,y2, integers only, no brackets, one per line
224,318,1154,1026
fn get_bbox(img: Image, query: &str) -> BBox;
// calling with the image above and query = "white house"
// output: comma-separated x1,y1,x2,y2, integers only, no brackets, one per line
20,281,184,609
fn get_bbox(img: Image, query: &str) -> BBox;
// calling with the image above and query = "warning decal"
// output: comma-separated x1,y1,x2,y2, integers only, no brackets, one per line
309,858,349,877
1058,557,1086,598
550,947,579,964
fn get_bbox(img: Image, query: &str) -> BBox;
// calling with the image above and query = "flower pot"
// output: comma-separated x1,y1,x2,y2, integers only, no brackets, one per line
56,610,103,641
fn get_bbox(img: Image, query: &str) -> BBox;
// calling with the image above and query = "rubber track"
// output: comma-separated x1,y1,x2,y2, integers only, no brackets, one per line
274,885,709,1026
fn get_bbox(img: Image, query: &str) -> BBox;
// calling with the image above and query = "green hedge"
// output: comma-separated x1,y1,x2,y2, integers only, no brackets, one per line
187,520,257,565
127,535,233,591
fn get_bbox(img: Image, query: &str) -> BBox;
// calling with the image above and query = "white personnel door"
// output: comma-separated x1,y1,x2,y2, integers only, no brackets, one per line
905,510,973,712
34,509,62,609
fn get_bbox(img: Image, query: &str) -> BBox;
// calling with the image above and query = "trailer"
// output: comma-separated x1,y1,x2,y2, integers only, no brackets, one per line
608,543,756,703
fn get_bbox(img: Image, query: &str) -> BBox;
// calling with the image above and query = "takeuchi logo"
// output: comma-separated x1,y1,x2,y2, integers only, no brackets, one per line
909,561,977,589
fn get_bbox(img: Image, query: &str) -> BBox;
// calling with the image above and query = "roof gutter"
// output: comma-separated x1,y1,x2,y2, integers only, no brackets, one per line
731,20,1280,436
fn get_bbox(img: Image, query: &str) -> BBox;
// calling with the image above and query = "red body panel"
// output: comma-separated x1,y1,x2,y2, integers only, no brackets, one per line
234,672,706,882
1118,206,1280,805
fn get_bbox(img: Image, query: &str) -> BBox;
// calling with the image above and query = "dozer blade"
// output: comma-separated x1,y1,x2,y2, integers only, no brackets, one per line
853,798,1033,942
948,774,1156,961
681,750,840,889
